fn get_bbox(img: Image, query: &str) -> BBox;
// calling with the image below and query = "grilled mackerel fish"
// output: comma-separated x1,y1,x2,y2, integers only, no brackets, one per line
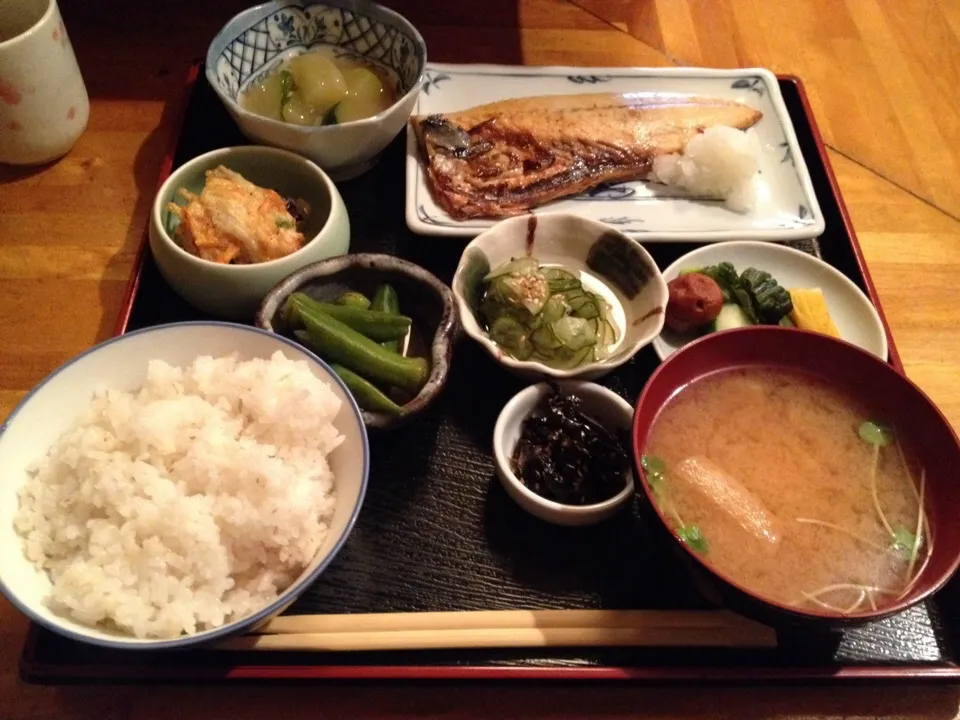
411,93,762,220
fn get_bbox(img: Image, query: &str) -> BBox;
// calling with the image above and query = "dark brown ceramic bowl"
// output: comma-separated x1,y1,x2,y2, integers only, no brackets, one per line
257,253,458,430
632,326,960,629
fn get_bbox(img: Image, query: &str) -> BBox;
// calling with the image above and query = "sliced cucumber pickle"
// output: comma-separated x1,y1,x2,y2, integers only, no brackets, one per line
478,256,619,370
483,256,539,281
551,316,597,352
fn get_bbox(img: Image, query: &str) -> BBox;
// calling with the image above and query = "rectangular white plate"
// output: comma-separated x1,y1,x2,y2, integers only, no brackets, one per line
404,64,824,242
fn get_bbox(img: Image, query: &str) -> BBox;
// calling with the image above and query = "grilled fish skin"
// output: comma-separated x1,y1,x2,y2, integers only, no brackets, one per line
411,93,762,220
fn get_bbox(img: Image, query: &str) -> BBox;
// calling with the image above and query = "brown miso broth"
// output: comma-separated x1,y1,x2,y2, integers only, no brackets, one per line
643,368,929,616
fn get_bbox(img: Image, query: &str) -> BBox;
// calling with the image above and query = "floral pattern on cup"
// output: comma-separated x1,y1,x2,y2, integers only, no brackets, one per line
0,0,88,165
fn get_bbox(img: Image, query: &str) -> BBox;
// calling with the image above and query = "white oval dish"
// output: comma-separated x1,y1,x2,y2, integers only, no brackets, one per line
652,241,888,362
492,381,635,527
0,322,369,650
405,64,825,241
452,213,668,380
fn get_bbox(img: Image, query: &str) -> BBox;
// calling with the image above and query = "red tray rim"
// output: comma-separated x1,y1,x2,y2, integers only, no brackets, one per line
21,63,956,685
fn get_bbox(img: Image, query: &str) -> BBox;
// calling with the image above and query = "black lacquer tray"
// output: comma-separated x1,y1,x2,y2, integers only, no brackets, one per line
20,64,960,684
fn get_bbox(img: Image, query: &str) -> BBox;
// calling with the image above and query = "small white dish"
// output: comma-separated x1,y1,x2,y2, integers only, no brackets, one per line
652,241,889,361
493,381,635,527
451,213,668,380
206,0,426,180
0,322,369,650
149,145,350,321
405,64,824,241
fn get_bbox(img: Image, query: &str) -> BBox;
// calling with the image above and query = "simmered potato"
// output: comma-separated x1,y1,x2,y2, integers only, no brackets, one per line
240,72,284,121
288,52,347,112
343,67,385,99
282,92,324,126
336,67,391,122
239,50,397,125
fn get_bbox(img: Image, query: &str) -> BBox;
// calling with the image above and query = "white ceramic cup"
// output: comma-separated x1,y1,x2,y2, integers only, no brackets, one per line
0,0,89,165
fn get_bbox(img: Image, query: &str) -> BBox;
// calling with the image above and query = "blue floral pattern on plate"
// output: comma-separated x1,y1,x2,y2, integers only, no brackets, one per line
731,77,765,97
597,216,642,227
779,141,794,166
567,75,611,84
577,183,637,201
421,71,450,96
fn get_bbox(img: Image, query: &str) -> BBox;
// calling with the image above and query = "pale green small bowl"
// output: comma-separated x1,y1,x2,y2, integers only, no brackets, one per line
148,146,350,321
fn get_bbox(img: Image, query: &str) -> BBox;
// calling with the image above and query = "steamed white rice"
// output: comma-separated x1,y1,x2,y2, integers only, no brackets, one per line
14,351,344,639
650,125,761,212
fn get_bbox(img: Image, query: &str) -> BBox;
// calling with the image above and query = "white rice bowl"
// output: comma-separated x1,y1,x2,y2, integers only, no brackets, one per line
650,126,761,212
12,349,347,640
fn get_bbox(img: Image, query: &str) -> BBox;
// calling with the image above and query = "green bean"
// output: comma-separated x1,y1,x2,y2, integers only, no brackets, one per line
371,283,402,353
330,361,404,416
289,292,411,341
286,296,428,394
295,330,403,414
335,291,372,310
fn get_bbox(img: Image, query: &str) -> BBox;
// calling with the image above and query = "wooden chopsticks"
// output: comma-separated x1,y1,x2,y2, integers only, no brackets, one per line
217,609,777,652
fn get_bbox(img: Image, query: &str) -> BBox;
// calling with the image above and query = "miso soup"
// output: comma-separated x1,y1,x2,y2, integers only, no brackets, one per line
642,368,929,616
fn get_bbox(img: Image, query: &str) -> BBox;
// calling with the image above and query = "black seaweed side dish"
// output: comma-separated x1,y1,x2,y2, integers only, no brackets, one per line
511,386,629,505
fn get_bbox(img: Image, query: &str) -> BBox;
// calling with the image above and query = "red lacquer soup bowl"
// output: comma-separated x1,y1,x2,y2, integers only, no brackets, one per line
632,326,960,629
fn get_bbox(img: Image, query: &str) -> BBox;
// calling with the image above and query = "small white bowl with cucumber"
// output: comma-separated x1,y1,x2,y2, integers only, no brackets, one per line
653,241,888,362
452,214,668,380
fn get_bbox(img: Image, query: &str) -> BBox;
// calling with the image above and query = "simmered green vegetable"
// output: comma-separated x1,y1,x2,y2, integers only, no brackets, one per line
279,70,294,109
297,330,402,413
284,295,428,394
322,102,340,126
478,257,619,369
336,291,371,310
326,357,403,416
287,293,411,341
371,283,402,353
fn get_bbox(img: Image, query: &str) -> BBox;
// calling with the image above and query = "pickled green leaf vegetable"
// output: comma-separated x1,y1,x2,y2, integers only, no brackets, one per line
696,262,739,303
738,267,794,324
693,262,793,324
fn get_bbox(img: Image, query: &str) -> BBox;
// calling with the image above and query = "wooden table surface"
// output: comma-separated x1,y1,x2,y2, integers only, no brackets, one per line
2,1,959,718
